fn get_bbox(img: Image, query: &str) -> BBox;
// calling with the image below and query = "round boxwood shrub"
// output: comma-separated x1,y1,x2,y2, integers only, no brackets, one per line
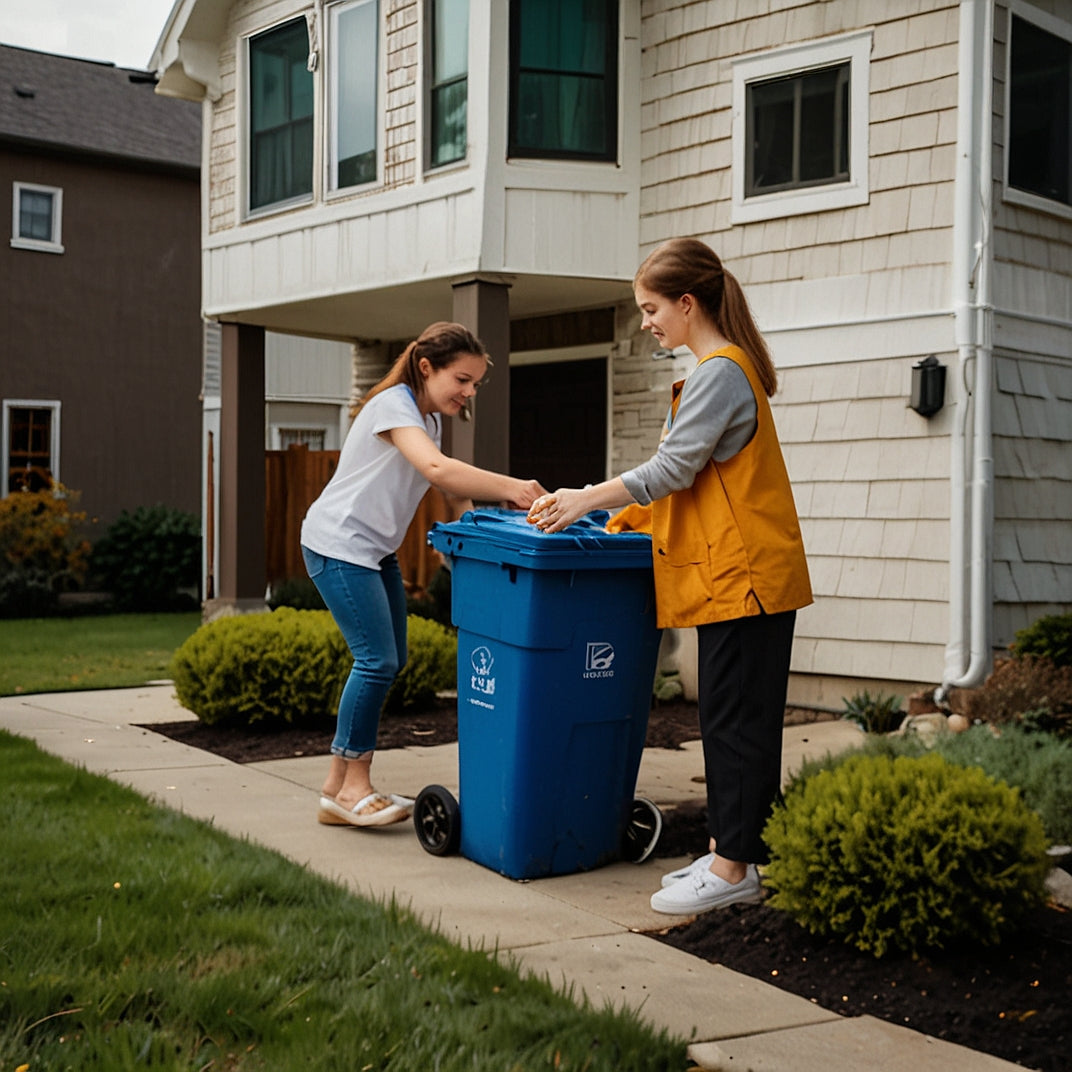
763,751,1051,958
169,608,457,728
170,608,347,727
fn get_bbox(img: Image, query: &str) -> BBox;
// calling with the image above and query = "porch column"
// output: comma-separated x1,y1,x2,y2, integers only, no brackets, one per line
211,321,266,615
450,276,511,472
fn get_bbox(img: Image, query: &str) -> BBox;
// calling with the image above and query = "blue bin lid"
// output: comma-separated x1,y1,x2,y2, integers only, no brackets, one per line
427,508,653,570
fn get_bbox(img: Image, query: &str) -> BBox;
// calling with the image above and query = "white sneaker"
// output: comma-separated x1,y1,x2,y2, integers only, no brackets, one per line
660,851,715,888
650,863,763,915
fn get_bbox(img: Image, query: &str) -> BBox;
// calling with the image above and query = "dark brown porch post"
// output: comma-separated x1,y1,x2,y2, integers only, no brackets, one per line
211,321,266,615
449,276,511,473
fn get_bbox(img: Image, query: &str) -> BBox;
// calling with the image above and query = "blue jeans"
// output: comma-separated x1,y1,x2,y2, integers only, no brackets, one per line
301,547,408,758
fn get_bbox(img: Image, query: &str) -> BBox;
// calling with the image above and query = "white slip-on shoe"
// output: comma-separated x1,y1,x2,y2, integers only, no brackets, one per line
660,851,715,888
650,863,763,915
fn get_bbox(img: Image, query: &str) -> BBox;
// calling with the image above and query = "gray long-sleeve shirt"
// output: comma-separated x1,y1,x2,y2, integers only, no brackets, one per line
621,356,757,506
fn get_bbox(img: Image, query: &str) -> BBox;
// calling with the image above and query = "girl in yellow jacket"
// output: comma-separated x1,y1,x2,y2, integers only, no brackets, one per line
529,237,812,915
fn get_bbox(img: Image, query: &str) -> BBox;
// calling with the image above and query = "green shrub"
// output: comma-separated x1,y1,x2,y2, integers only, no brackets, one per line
763,752,1050,958
267,576,326,611
1010,612,1072,668
0,484,91,617
169,608,347,727
384,615,457,712
787,725,1072,846
170,609,457,727
91,505,200,611
840,689,905,734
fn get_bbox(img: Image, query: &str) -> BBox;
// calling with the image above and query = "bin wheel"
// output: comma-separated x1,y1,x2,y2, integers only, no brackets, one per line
414,785,461,856
622,796,662,863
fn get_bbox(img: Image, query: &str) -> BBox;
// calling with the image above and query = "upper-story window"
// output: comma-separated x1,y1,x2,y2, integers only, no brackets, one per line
427,0,468,168
1007,2,1072,216
508,0,618,162
10,182,64,254
330,0,379,190
731,31,871,223
248,17,314,212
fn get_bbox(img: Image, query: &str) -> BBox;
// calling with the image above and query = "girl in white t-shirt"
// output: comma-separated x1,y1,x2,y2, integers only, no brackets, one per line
301,321,545,828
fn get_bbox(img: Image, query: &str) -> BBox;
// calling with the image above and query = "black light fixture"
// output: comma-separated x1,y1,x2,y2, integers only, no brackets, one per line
910,355,946,417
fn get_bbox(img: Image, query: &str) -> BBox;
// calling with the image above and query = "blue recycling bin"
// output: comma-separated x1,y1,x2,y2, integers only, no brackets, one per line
421,508,662,879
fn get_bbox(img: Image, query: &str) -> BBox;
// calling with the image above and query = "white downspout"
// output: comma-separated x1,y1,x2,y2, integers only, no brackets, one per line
938,0,995,702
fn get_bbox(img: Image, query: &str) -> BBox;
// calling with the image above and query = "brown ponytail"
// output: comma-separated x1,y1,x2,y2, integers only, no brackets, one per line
357,321,491,420
634,238,778,397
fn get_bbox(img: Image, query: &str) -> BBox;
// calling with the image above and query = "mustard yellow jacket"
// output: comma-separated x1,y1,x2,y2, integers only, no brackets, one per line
609,346,812,629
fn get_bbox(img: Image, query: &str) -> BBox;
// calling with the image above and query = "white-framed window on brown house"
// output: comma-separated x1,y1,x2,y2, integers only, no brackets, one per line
329,0,380,191
3,400,60,494
731,31,871,224
276,427,327,450
10,182,64,254
1006,1,1072,218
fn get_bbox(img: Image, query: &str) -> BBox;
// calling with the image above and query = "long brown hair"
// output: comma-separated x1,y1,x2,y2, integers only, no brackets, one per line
357,321,490,420
634,237,777,396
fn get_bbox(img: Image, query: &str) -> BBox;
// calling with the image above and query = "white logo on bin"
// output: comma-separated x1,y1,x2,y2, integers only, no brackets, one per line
468,646,496,707
584,642,615,679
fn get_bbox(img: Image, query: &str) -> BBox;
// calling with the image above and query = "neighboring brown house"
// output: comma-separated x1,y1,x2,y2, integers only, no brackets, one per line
0,43,202,527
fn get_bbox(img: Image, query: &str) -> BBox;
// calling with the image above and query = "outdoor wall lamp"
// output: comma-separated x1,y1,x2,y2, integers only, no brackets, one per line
910,355,946,417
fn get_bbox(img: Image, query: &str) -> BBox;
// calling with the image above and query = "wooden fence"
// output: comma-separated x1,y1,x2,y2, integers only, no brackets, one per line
265,445,451,593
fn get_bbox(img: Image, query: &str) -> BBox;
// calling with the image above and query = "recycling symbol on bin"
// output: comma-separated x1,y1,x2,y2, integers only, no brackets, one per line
584,642,616,678
469,646,496,698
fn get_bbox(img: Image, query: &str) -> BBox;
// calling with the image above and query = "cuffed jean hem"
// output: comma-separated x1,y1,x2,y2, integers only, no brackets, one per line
330,746,375,761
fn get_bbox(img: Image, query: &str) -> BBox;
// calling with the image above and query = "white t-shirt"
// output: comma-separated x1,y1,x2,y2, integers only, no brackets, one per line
300,384,441,569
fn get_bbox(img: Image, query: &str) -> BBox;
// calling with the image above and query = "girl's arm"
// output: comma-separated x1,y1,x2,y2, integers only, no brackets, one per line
384,425,545,509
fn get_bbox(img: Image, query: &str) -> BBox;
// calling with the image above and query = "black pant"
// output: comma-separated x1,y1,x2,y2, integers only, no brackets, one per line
696,609,796,865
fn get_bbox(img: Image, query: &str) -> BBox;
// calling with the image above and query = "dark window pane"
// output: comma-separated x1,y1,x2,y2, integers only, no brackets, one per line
18,190,53,241
8,407,53,493
431,79,468,166
1009,15,1071,206
747,62,850,196
750,79,795,189
509,0,617,160
249,18,313,209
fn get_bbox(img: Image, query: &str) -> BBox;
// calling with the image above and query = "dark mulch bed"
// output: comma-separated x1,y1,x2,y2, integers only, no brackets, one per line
147,701,1072,1071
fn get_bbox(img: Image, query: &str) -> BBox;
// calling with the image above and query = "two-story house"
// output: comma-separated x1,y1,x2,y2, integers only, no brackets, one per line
0,43,203,528
152,0,1071,708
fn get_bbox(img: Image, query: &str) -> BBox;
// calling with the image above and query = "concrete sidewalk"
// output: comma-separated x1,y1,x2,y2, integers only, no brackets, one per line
0,685,1029,1071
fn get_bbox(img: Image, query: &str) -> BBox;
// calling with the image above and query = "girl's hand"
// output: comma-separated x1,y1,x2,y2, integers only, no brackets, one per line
504,479,548,511
526,488,590,533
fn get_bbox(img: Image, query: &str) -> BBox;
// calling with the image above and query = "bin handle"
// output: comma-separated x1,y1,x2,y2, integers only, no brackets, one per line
459,508,611,533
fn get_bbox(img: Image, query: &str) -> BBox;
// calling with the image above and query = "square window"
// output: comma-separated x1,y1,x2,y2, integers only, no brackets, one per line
330,0,379,190
248,17,314,212
10,183,64,253
427,0,468,168
732,31,871,224
508,0,618,162
1006,3,1072,214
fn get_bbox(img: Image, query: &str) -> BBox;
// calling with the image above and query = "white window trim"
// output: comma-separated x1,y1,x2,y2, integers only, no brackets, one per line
731,30,872,225
1003,0,1072,222
326,0,384,197
10,182,64,253
241,14,317,221
2,399,61,495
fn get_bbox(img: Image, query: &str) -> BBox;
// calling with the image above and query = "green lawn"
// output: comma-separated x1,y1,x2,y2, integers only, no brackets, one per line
0,612,201,696
0,731,688,1071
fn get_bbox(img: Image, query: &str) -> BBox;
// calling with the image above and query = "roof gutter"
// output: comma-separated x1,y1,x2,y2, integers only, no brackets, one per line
938,0,995,702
